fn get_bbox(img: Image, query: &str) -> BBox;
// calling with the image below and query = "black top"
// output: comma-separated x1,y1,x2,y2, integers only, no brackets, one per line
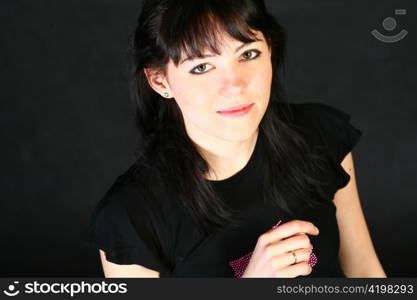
86,102,362,277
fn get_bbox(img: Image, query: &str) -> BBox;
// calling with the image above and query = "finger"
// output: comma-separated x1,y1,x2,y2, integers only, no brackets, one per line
263,220,319,245
277,261,312,278
272,234,311,254
287,248,313,265
282,233,314,249
272,248,313,269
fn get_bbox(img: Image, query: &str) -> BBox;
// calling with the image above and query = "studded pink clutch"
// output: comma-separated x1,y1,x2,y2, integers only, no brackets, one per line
228,220,318,277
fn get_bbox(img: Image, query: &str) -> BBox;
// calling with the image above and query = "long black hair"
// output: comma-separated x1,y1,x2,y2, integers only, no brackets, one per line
124,0,329,235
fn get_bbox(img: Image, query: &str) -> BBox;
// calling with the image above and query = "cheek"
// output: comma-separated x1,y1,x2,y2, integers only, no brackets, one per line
250,63,273,100
173,82,210,108
170,80,213,120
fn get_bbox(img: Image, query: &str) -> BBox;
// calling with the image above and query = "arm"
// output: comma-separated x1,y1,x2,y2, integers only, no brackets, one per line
333,152,387,277
99,250,160,278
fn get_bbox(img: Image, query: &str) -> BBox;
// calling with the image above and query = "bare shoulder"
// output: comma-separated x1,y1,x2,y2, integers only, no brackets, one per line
333,152,386,277
99,250,160,278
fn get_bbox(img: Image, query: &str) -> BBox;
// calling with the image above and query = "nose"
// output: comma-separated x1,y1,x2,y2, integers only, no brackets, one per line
217,64,248,97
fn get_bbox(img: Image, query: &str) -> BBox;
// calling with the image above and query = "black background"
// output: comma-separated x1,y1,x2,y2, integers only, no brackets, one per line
1,0,416,277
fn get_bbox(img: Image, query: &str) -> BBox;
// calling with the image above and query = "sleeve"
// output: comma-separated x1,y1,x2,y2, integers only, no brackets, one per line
312,103,363,190
86,182,173,277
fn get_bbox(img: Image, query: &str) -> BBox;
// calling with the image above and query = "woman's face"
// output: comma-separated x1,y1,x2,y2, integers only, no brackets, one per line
159,30,272,144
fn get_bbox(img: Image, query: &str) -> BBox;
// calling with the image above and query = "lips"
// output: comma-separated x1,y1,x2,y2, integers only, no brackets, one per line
217,103,254,113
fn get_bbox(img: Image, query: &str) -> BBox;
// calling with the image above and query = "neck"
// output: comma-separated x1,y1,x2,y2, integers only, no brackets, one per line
189,129,259,181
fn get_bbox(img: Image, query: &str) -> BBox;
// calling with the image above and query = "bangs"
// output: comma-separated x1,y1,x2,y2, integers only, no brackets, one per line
159,0,266,66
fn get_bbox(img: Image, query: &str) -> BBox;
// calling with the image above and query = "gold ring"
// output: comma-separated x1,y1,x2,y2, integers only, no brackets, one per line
292,251,297,264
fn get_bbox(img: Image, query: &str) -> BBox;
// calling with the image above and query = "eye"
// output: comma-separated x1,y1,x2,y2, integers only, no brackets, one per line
188,49,262,75
241,49,262,60
189,63,212,75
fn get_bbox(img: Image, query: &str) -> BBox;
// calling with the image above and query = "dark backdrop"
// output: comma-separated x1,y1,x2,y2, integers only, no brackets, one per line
1,0,416,277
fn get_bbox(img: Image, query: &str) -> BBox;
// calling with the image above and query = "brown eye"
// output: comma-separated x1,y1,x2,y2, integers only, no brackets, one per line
242,52,251,59
241,49,261,60
190,63,211,75
196,65,207,72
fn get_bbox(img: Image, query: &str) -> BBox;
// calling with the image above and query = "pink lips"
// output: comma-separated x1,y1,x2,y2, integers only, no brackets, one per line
216,103,254,117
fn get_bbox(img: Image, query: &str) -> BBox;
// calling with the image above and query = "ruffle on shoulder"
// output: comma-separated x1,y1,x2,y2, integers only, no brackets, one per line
314,103,362,190
292,102,363,192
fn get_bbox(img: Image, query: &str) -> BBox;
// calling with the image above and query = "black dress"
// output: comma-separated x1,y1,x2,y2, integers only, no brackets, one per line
86,102,362,277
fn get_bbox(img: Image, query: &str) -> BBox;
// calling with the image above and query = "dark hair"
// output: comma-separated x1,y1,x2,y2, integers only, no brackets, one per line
124,0,329,235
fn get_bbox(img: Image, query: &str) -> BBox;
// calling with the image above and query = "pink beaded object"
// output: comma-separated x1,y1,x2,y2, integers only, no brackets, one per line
228,220,318,278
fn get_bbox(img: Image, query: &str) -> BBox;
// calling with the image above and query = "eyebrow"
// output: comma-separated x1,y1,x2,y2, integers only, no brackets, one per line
179,39,263,65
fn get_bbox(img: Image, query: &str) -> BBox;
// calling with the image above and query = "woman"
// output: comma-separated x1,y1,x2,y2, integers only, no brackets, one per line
87,0,386,278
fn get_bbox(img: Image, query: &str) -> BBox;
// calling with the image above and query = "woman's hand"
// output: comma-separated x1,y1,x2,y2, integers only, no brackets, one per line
241,220,319,278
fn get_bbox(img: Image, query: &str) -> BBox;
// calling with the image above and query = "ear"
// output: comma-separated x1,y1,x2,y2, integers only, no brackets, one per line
143,68,173,98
